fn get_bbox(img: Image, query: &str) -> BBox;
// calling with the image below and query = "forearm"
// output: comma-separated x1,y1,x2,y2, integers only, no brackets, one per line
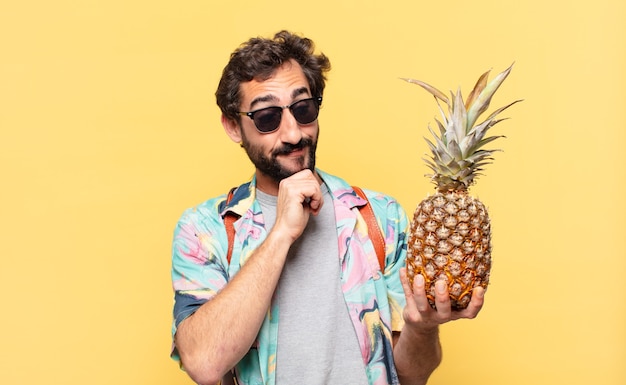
393,326,442,385
175,231,291,385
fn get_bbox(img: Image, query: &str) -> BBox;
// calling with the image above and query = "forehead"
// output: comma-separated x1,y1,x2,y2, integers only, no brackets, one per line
239,60,311,108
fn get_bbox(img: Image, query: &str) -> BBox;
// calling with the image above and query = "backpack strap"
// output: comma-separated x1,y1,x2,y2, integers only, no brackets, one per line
224,185,386,272
224,188,238,265
352,186,387,273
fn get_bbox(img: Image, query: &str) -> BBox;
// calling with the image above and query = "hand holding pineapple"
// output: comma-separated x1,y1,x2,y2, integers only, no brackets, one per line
402,64,521,310
393,268,485,382
400,267,485,328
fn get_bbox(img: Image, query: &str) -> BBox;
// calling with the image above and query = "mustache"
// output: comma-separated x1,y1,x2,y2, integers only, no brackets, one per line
272,138,314,156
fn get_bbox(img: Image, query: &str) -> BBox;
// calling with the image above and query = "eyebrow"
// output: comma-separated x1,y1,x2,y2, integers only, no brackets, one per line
248,87,311,110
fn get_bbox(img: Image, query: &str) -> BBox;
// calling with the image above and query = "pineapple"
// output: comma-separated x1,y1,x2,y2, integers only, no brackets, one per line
402,64,521,310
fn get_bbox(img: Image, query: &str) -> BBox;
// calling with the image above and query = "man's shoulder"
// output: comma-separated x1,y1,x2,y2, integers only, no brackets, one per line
354,186,399,205
176,194,228,227
177,180,255,225
319,169,401,208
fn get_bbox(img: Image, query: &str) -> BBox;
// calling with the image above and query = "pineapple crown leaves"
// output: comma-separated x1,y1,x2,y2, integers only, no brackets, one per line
401,63,522,191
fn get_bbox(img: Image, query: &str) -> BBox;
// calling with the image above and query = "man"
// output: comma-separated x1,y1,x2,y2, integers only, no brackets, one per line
171,30,484,385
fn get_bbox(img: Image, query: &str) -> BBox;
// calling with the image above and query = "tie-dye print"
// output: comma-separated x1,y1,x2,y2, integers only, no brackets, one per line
171,169,408,385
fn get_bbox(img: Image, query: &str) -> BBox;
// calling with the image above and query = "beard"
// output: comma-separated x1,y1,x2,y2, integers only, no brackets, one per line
241,131,318,184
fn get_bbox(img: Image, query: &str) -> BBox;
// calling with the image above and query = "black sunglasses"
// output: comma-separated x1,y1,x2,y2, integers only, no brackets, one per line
238,97,323,133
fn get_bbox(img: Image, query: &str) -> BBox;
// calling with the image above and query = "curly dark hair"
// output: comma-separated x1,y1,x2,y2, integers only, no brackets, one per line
216,30,331,122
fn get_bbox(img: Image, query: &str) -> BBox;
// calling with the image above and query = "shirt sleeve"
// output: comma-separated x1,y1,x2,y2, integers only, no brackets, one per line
382,197,409,333
170,201,229,358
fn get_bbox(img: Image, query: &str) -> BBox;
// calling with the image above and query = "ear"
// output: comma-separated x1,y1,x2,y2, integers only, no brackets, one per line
221,114,243,143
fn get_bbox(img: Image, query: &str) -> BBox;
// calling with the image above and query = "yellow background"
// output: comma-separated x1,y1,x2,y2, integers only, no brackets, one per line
1,1,624,384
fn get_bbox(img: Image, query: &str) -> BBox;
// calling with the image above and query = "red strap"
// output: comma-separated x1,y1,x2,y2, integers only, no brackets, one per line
224,188,237,264
224,186,386,272
352,186,386,273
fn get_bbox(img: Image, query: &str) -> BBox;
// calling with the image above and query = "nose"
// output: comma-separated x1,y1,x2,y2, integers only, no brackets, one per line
278,108,303,144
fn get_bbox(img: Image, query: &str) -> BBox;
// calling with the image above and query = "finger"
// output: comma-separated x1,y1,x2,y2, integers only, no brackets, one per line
460,286,485,320
279,172,320,203
433,280,452,319
409,272,433,313
288,168,315,180
286,171,322,201
307,189,323,214
399,268,419,314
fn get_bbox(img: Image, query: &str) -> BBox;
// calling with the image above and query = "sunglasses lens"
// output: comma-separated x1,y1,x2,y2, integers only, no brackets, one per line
290,99,320,125
252,107,282,133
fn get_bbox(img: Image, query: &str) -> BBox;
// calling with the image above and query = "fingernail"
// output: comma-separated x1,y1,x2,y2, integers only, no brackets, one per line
436,281,447,294
414,274,425,287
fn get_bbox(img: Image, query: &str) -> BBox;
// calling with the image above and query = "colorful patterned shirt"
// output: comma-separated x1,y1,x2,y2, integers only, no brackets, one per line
171,169,409,385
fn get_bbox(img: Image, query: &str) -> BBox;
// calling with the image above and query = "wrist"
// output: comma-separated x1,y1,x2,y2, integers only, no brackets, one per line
404,323,439,341
264,227,296,254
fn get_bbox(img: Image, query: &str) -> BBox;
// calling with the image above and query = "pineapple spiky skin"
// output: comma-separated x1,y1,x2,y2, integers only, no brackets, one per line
402,64,520,310
406,191,491,310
